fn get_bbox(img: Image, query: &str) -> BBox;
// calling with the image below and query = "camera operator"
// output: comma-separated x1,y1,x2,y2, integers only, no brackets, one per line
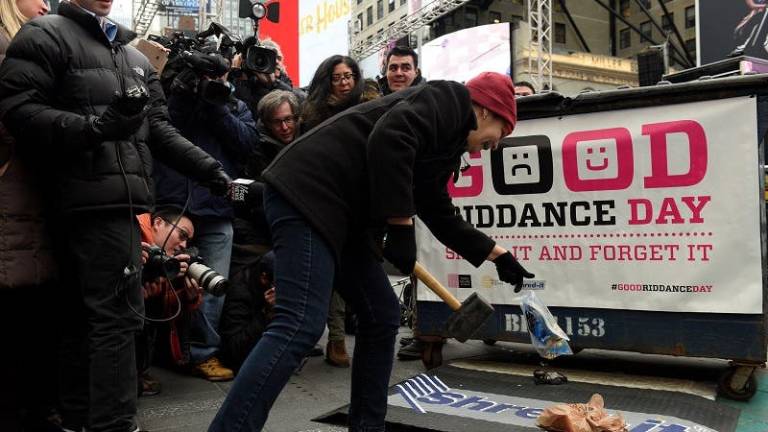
136,208,201,397
154,50,258,382
0,1,230,430
229,37,304,123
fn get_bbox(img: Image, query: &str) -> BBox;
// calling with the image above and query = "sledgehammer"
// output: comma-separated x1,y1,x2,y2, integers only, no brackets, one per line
413,262,495,342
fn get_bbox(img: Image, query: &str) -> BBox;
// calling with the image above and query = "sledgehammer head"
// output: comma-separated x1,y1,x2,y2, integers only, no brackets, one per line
445,293,495,342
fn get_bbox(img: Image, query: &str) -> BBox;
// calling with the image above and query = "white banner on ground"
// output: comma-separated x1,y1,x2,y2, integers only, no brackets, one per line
417,97,763,314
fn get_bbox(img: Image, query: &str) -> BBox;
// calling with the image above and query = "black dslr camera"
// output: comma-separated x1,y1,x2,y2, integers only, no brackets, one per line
142,246,228,296
182,247,229,297
142,245,181,283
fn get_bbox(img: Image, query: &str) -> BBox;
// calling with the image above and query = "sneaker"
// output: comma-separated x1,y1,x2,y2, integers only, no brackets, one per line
397,339,426,360
399,336,414,347
138,372,162,397
192,357,234,382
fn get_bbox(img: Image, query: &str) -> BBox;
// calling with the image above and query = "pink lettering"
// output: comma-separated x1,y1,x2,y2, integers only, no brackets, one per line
642,120,708,188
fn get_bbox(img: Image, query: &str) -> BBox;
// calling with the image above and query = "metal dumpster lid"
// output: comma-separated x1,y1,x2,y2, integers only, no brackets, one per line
517,73,768,121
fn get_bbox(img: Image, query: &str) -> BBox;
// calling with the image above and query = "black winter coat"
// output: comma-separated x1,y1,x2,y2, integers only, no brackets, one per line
0,2,222,214
154,92,258,219
263,81,496,266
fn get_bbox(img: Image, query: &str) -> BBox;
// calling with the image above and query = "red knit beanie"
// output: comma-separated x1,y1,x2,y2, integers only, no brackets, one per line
465,72,517,136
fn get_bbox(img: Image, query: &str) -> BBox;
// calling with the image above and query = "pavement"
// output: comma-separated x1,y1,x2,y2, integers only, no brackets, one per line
137,329,768,432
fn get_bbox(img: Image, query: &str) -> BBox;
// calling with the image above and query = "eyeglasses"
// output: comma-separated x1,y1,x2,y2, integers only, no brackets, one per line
269,115,297,127
331,73,357,84
160,217,191,243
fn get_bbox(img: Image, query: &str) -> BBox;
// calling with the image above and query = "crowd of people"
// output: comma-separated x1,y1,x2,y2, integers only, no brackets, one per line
0,0,536,431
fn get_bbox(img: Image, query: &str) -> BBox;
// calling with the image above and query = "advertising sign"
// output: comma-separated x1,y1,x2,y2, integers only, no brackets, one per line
420,22,510,83
698,0,768,64
298,0,351,86
417,97,763,314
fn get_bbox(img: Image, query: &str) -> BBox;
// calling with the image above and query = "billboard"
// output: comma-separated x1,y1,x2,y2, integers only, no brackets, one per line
417,97,763,314
298,0,351,86
698,0,768,64
420,22,511,83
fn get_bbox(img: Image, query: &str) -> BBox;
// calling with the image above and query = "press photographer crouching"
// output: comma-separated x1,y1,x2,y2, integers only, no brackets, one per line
136,208,198,397
154,49,258,382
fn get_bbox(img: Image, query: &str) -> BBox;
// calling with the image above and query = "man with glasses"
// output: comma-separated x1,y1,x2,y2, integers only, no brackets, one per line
380,45,424,95
136,208,199,398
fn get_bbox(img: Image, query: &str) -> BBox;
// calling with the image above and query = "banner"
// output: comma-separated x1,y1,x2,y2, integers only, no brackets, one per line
298,0,351,87
417,97,763,314
698,0,768,64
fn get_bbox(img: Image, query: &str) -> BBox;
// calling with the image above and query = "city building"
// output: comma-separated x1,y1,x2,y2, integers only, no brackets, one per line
350,0,696,94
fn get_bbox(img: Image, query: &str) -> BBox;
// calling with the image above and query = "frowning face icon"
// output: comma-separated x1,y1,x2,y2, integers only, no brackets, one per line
503,145,539,184
491,135,553,195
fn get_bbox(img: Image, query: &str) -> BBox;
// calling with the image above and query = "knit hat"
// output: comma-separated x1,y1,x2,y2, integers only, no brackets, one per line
465,72,517,136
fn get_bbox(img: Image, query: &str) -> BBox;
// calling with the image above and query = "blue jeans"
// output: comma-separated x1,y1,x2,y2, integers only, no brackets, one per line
209,187,400,432
189,216,233,364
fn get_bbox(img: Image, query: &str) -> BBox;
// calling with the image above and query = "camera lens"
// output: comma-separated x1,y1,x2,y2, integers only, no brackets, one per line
245,46,277,74
188,262,229,296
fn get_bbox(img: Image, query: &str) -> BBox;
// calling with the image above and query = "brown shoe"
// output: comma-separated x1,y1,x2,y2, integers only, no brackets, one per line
192,357,234,382
325,340,350,368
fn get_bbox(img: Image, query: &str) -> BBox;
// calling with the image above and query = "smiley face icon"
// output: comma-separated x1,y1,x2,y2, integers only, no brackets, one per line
563,128,633,192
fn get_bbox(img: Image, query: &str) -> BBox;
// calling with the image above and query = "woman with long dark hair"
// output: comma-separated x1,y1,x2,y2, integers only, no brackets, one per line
301,54,377,132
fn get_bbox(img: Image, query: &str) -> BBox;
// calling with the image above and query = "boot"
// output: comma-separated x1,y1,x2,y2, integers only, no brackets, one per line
325,340,351,368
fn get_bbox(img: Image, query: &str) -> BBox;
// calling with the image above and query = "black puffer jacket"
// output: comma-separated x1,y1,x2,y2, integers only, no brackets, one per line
0,2,222,214
264,81,496,266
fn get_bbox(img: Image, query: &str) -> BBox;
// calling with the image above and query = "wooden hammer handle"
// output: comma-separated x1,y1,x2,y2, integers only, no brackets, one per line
413,262,462,311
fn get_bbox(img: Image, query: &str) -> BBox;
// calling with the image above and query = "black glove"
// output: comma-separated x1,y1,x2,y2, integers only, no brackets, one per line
382,224,417,275
203,168,232,197
88,91,149,142
493,252,535,292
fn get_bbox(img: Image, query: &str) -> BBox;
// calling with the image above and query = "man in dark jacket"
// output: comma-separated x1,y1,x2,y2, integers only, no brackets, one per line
0,0,230,430
155,55,258,382
209,72,535,432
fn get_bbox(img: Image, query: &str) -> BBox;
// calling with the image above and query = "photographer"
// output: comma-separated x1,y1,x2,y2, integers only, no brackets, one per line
154,50,258,382
136,208,201,397
0,1,230,430
219,251,275,372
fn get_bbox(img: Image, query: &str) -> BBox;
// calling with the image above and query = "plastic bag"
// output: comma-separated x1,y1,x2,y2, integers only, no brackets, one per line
537,393,627,432
521,290,572,359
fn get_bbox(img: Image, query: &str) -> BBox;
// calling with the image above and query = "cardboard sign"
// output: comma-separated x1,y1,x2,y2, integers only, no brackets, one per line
135,39,169,74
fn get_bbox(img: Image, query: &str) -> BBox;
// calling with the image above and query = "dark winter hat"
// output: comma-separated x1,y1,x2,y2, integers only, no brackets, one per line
465,72,517,136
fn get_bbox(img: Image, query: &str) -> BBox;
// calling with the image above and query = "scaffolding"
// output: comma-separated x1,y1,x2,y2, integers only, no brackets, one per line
349,0,473,61
527,0,553,91
133,0,163,36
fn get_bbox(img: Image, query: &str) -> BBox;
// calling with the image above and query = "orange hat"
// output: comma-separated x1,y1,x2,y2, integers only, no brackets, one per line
466,72,517,136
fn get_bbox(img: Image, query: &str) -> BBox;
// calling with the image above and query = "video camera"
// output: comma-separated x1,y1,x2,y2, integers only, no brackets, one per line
237,0,281,75
142,246,229,296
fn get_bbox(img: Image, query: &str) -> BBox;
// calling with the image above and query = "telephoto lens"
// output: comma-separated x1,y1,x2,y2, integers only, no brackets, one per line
188,262,229,296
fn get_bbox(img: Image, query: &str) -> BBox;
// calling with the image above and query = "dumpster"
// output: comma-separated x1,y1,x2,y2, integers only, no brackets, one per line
413,74,768,401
